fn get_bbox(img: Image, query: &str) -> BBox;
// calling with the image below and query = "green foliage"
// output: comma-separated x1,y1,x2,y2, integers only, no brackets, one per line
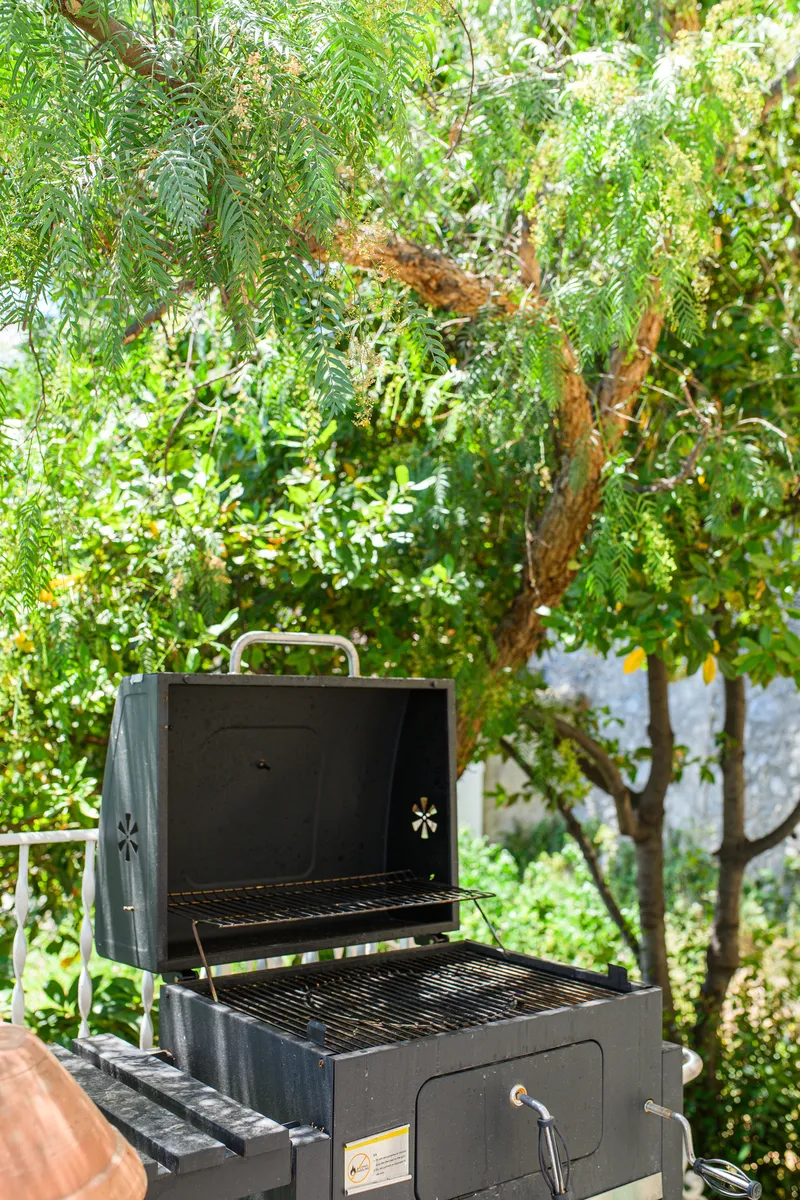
24,971,145,1049
687,943,800,1198
0,0,431,402
459,826,799,1196
457,827,640,970
501,814,574,872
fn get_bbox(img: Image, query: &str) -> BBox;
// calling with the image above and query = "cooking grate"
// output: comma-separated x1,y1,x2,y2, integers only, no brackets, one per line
168,871,492,929
203,943,617,1052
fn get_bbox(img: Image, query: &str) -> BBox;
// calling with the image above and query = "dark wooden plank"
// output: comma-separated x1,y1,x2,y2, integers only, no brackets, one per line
288,1125,332,1200
52,1046,228,1175
138,1151,164,1183
146,1144,292,1200
74,1033,289,1160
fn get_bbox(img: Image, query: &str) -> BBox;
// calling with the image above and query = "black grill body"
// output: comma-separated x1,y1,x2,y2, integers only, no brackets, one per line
95,661,684,1200
160,943,682,1200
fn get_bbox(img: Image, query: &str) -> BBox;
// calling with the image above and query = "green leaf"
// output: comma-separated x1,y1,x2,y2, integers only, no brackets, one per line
206,610,239,638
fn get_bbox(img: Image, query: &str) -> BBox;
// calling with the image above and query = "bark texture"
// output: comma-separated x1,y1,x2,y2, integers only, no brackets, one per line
454,310,664,766
695,676,800,1075
499,736,642,961
525,654,676,1027
332,227,519,316
629,655,675,1022
55,0,183,87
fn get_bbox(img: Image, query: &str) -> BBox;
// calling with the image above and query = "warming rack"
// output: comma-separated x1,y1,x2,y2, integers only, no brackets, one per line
168,870,493,929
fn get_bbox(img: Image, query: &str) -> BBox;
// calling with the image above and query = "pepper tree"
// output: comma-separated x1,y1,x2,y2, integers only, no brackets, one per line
2,0,800,768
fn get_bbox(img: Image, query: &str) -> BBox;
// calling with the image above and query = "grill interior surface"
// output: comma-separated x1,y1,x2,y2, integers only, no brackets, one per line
168,871,491,929
204,943,616,1052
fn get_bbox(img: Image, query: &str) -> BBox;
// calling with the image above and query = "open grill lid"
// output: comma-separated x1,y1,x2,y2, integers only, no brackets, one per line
95,631,489,975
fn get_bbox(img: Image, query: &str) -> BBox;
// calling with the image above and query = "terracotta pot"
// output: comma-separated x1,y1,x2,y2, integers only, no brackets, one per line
0,1024,147,1200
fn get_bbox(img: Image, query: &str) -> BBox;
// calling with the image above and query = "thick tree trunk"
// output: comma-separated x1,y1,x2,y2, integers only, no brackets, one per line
526,656,676,1028
634,830,673,1008
692,676,800,1099
632,655,675,1025
456,311,664,768
694,675,747,1075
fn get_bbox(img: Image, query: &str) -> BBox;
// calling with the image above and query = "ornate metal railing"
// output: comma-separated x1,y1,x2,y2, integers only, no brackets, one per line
0,829,155,1049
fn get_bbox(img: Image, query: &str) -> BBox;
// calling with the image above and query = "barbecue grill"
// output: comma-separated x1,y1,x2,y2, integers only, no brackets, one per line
95,631,760,1200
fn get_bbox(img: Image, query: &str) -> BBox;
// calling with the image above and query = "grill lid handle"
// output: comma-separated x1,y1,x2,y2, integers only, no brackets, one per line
229,631,361,677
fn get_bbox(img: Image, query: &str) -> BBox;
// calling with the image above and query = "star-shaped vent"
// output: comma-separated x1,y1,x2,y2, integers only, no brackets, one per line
411,797,438,839
118,813,139,861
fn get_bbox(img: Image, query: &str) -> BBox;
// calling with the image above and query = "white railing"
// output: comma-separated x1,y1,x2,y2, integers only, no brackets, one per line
0,829,154,1050
2,830,413,1047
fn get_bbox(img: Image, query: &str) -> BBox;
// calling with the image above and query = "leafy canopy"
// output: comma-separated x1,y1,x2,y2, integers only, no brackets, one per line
0,0,430,395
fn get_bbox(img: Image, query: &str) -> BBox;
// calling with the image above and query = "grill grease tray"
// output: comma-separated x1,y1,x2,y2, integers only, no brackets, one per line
201,943,617,1052
168,871,492,930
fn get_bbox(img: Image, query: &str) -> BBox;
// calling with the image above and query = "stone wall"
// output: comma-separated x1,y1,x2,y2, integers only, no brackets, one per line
458,646,800,867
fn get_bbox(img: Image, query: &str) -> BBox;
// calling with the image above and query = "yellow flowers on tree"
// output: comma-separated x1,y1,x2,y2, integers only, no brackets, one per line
623,647,647,674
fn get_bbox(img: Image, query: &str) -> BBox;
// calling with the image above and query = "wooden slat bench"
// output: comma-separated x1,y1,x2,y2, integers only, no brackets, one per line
52,1034,330,1200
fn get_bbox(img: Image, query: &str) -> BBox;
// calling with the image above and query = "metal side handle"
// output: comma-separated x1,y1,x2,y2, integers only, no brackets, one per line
229,631,361,677
644,1101,761,1199
682,1047,703,1085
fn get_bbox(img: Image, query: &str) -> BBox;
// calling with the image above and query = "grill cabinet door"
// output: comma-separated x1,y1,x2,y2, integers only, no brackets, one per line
415,1042,603,1200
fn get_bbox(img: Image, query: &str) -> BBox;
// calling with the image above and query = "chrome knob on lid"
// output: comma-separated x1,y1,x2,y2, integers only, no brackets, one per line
510,1085,570,1199
644,1101,761,1199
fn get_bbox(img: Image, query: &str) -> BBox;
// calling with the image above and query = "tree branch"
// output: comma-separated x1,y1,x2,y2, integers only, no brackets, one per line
632,424,710,493
518,216,541,293
521,709,641,839
55,0,183,88
763,52,800,117
123,279,195,343
598,305,664,420
743,796,800,861
499,736,642,962
324,225,520,316
639,655,674,810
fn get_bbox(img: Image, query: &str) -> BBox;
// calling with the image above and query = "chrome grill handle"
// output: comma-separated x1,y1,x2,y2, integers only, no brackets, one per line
644,1101,761,1199
229,630,361,676
510,1086,570,1199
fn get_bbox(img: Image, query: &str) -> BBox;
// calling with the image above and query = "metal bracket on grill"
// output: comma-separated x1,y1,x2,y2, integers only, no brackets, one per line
192,920,219,1003
474,899,508,955
306,1019,327,1048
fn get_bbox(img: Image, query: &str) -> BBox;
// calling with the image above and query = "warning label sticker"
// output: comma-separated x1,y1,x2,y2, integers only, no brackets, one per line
344,1125,411,1195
